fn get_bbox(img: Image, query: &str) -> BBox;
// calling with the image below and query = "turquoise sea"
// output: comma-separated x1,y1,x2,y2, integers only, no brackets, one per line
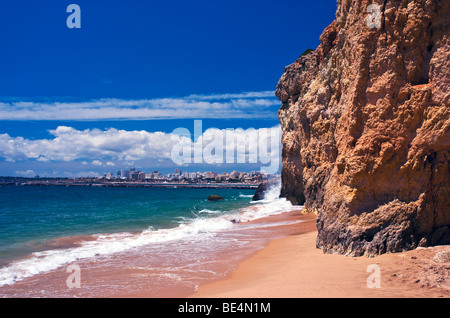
0,186,254,266
0,182,299,296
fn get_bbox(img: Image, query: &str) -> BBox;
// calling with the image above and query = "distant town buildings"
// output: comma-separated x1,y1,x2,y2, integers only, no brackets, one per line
102,168,269,184
0,168,275,187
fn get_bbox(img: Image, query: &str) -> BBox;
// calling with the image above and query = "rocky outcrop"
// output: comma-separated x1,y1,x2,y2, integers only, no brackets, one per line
276,0,450,256
252,179,280,201
252,182,269,201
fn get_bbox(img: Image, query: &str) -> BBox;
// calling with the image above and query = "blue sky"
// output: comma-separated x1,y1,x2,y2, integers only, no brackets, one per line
0,0,337,177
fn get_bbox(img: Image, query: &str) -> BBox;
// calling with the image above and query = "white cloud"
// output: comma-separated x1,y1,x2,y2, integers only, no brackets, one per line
15,169,36,177
0,125,281,173
0,91,278,121
0,127,177,163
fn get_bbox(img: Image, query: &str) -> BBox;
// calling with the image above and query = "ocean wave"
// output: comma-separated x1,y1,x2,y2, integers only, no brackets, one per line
197,209,221,215
0,179,301,287
0,218,233,287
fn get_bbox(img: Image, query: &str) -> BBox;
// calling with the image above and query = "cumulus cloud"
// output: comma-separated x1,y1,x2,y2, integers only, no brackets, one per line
0,125,281,173
15,169,36,177
0,127,176,163
0,91,279,120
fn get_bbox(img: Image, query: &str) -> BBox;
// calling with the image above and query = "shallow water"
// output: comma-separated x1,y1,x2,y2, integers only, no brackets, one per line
0,181,301,297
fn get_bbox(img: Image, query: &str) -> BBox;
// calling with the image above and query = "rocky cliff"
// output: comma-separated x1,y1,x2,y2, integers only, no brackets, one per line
276,0,450,256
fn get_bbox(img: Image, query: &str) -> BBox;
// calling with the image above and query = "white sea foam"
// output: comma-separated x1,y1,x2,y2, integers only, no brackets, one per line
0,179,301,287
0,218,236,286
233,179,298,223
198,209,221,214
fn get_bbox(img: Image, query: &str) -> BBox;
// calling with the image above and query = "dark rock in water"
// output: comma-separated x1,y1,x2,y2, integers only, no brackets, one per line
252,182,269,201
208,195,224,202
252,179,280,201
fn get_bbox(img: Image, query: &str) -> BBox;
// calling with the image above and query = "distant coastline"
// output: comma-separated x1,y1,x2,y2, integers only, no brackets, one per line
0,177,260,189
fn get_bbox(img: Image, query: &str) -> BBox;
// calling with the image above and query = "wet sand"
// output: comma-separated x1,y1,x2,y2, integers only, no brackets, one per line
0,210,310,298
1,209,448,298
192,214,450,298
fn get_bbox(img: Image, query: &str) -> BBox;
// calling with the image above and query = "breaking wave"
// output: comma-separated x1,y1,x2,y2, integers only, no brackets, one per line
0,179,299,287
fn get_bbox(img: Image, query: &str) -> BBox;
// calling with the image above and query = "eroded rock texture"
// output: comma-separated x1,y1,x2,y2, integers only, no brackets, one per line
276,0,449,256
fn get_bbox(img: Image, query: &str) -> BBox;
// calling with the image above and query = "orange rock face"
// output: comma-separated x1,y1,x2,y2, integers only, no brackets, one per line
276,0,449,256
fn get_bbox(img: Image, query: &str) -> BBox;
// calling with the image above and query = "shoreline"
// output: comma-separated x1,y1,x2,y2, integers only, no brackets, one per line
192,214,450,298
0,203,305,297
1,205,448,298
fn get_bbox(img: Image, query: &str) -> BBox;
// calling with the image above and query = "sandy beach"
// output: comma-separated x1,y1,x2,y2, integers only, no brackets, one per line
1,207,448,298
192,212,450,298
